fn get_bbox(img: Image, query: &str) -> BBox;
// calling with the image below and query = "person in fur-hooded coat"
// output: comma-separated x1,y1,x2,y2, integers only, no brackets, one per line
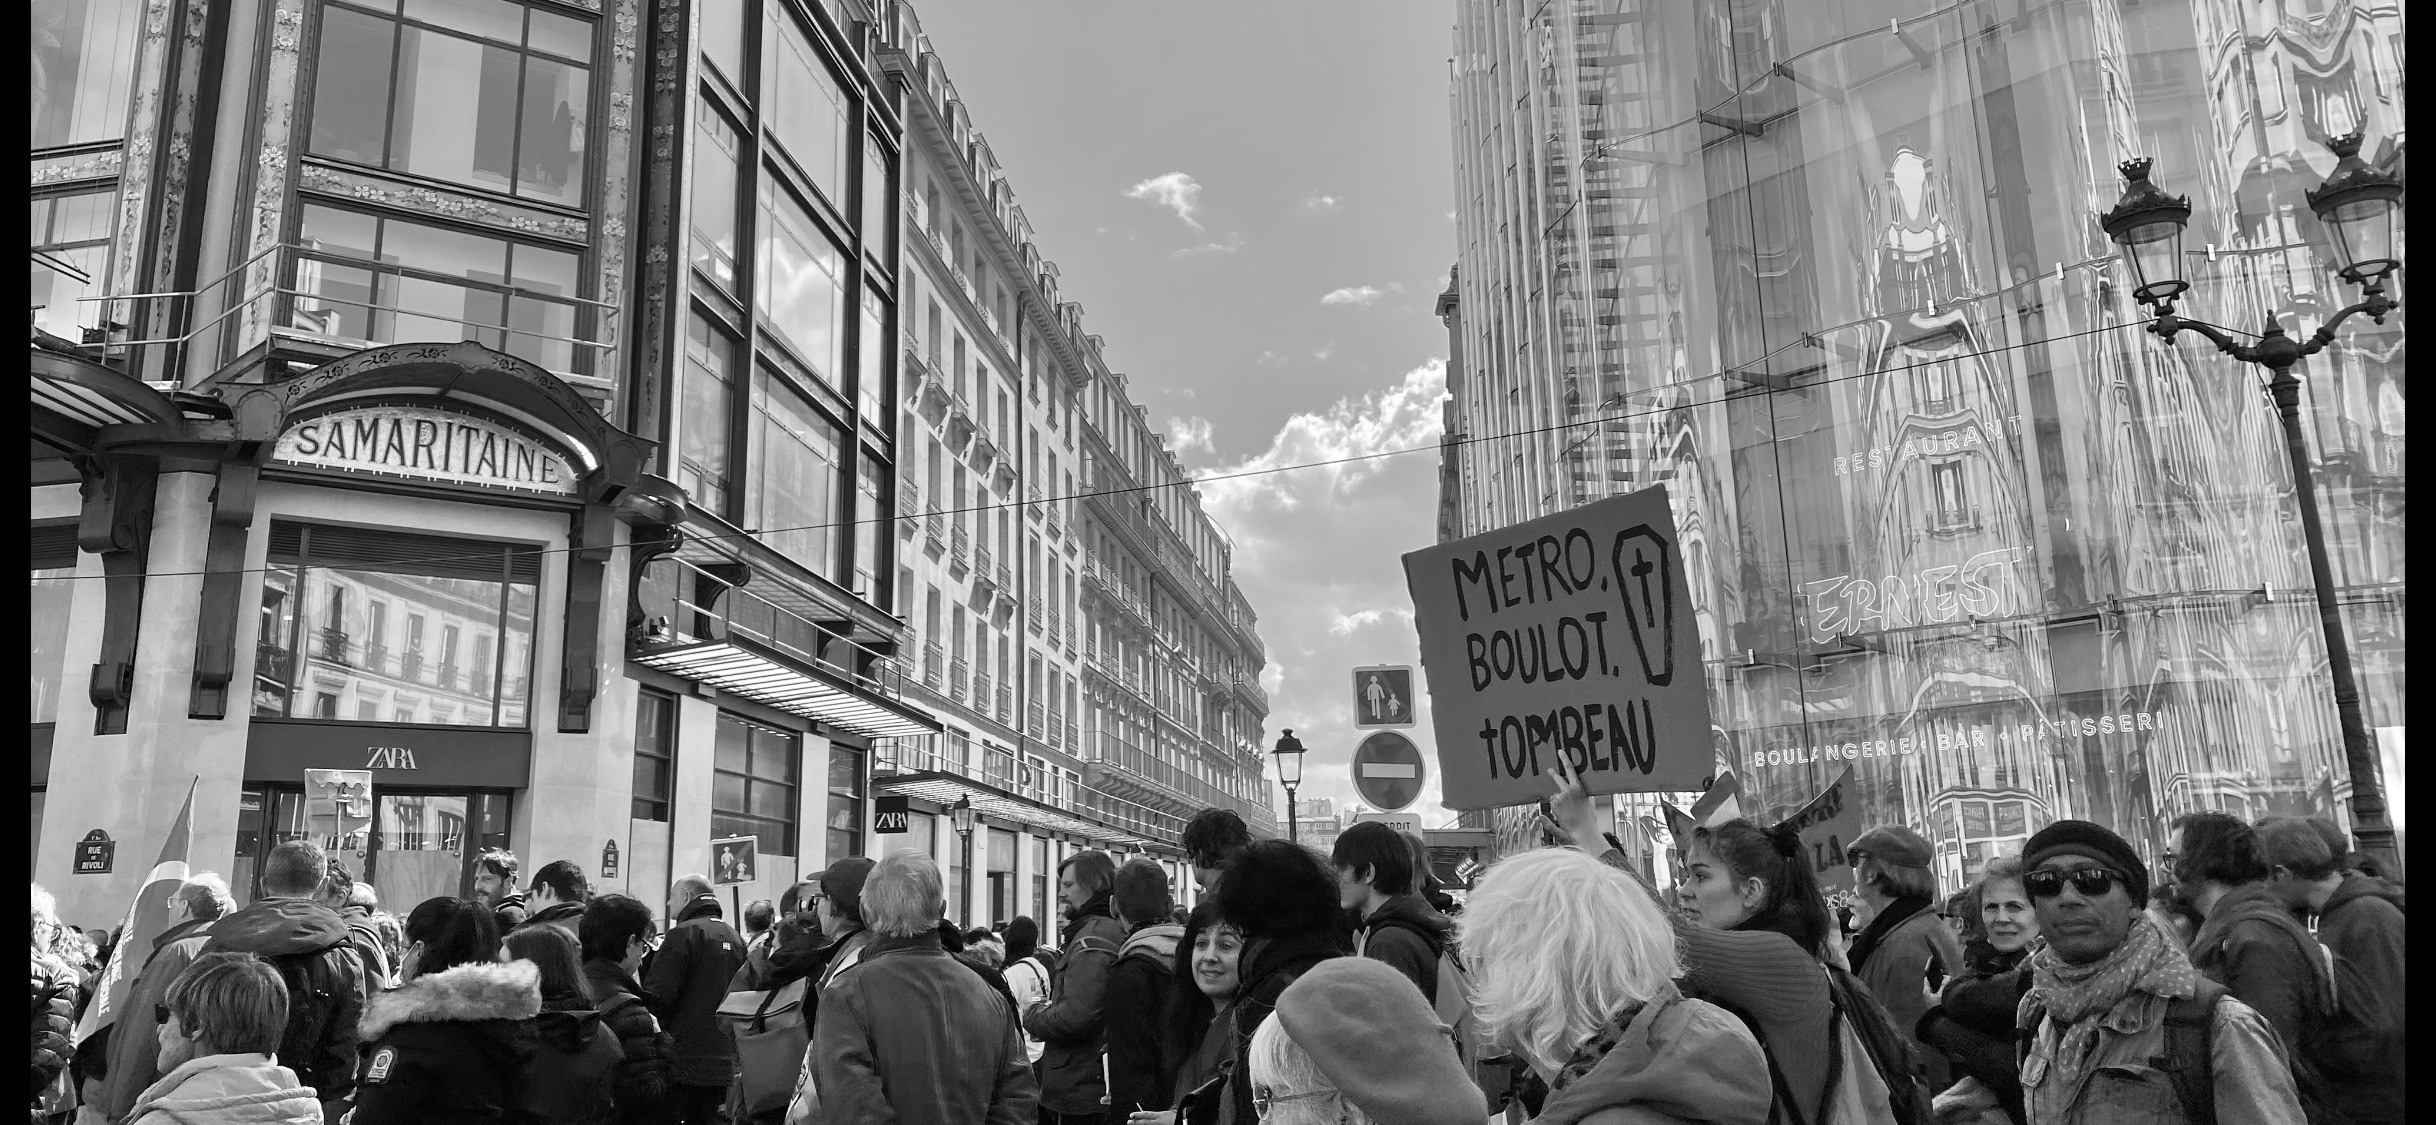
347,957,544,1125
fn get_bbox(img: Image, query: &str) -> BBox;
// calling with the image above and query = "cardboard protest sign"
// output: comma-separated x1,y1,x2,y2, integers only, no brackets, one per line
1775,768,1863,896
1403,485,1713,809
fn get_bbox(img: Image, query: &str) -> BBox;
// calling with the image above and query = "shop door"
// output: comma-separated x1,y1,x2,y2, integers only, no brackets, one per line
369,790,510,912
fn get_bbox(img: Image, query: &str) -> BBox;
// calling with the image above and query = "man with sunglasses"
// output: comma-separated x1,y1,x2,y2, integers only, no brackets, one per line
2014,820,2302,1125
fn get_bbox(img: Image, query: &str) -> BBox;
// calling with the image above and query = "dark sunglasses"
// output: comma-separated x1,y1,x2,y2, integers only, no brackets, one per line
2023,867,2126,900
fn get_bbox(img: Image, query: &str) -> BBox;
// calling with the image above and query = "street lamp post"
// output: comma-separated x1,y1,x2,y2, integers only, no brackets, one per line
2101,133,2404,875
949,794,976,925
1273,730,1306,844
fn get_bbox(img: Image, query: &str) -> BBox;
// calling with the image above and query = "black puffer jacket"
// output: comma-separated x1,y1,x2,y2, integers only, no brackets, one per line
348,958,542,1125
1915,942,2034,1125
641,894,746,1088
583,958,678,1125
32,952,79,1104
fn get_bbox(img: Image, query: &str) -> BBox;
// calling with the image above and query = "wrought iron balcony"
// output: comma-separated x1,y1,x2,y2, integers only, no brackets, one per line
949,660,969,704
924,510,946,551
898,483,920,536
973,671,994,715
949,527,970,572
972,545,997,593
922,643,944,690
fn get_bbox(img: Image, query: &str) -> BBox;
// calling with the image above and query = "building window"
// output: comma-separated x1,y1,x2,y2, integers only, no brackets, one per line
32,0,143,150
826,742,865,865
761,5,848,207
288,203,588,375
854,453,887,603
632,689,675,822
690,100,744,293
755,179,849,387
861,142,894,265
254,521,538,727
856,288,890,427
31,188,116,343
712,711,799,856
32,524,79,726
1030,835,1049,922
745,368,845,577
679,312,739,515
306,0,595,206
697,0,746,88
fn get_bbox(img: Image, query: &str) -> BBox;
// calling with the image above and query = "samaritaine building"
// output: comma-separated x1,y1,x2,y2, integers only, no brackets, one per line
31,0,1272,930
1443,0,2405,883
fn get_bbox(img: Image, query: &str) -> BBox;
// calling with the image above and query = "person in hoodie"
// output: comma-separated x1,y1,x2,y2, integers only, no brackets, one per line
1329,821,1453,1002
2173,810,2339,1120
126,952,321,1125
644,874,746,1124
349,896,540,1125
97,873,238,1123
197,839,368,1123
580,894,680,1125
520,861,590,941
504,923,623,1125
1460,847,1769,1125
1025,849,1125,1125
1205,840,1348,1125
1105,859,1188,1121
2257,817,2403,1125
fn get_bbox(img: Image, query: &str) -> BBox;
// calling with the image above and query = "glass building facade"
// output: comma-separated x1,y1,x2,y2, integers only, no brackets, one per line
1446,0,2405,883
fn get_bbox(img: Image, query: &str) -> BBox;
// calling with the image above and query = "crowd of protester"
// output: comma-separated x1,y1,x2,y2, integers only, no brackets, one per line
32,784,2404,1125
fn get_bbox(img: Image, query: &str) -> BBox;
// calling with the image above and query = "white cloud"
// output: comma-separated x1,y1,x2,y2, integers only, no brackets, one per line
1320,282,1405,307
1312,343,1336,362
1201,359,1458,823
1172,232,1244,259
1301,191,1346,214
1124,171,1205,229
1257,351,1289,367
1167,415,1217,459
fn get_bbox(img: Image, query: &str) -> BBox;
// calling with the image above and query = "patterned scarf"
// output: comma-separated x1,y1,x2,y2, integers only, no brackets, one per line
2017,912,2197,1096
1546,983,1684,1092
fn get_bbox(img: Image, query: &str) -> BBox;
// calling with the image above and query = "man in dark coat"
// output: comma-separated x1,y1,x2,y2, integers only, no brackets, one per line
1025,850,1125,1124
1331,821,1455,1001
1845,823,1963,1093
1104,859,1186,1121
644,873,747,1124
521,859,590,940
93,873,234,1121
198,839,368,1123
580,893,679,1125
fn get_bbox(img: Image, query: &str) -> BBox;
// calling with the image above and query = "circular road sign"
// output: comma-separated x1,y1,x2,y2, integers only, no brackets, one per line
1352,731,1426,812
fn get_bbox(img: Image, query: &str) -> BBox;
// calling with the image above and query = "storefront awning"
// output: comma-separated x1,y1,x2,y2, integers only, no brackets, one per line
875,770,1153,851
631,636,941,739
31,344,186,455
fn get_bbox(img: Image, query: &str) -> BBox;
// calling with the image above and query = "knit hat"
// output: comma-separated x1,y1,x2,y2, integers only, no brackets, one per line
1274,958,1486,1125
2023,819,2149,904
1846,825,1935,869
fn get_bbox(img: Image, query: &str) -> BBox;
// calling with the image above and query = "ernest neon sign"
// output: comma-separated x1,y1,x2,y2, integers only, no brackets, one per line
1799,547,2028,644
276,405,578,495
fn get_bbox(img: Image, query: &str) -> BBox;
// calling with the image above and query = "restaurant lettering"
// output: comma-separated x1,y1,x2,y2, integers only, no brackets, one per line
276,406,578,495
1800,547,2029,643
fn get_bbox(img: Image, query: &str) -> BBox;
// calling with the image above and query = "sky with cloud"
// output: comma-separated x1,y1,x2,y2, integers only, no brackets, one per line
911,0,1469,825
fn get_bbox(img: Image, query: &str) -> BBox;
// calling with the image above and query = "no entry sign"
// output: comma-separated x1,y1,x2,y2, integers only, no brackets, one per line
1352,731,1426,812
1402,485,1714,808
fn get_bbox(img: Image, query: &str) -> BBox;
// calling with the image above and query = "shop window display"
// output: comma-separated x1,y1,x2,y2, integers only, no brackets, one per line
712,711,799,857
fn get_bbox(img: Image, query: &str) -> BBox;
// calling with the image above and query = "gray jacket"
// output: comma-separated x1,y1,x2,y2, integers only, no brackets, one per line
2021,989,2304,1125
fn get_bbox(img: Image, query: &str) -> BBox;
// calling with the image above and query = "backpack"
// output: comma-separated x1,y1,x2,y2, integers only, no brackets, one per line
1822,963,1936,1125
718,975,813,1119
263,940,349,1084
2019,977,2224,1125
516,1009,623,1125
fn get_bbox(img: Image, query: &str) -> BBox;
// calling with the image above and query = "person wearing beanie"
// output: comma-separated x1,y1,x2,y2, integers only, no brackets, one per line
812,855,881,988
1845,823,1964,1093
1461,848,1770,1125
1270,958,1484,1125
2015,819,2303,1125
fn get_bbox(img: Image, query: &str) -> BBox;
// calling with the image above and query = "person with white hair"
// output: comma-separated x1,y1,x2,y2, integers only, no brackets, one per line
1459,848,1772,1124
32,883,81,1112
1246,956,1485,1125
803,851,1038,1122
95,873,242,1120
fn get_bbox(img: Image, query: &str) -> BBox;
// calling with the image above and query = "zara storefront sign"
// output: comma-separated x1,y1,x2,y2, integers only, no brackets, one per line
274,405,579,495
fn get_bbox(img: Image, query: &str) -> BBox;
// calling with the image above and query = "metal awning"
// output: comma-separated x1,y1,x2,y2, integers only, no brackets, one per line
32,344,186,454
876,771,1154,851
630,636,940,739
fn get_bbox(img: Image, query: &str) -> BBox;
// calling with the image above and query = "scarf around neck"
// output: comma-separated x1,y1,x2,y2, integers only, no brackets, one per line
2018,912,2196,1096
1848,894,1931,972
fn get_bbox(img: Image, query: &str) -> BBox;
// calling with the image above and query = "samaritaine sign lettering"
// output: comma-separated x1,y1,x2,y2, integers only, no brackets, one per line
276,405,578,495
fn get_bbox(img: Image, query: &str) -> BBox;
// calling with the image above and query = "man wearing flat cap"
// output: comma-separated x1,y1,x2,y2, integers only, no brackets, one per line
1846,823,1964,1092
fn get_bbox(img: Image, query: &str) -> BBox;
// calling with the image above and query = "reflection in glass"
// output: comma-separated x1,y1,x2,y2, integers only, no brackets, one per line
712,713,799,857
289,204,588,375
31,0,142,149
764,6,848,204
746,369,845,578
755,181,849,384
691,103,744,292
31,189,116,342
680,314,738,515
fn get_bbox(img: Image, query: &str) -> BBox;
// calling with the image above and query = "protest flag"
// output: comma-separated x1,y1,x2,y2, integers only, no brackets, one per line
74,777,196,1045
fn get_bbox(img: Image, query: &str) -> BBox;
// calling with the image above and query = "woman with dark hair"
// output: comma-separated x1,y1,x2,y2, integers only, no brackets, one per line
998,915,1050,1066
349,898,541,1125
1206,839,1348,1125
504,924,623,1125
